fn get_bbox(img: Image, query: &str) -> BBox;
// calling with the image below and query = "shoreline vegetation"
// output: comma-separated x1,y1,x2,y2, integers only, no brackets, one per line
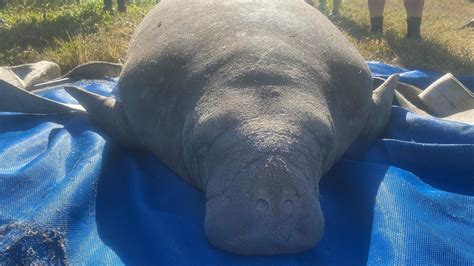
0,0,472,75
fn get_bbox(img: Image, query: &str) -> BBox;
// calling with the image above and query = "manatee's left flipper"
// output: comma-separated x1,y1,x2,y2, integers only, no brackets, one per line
359,74,400,139
64,85,143,150
0,79,85,113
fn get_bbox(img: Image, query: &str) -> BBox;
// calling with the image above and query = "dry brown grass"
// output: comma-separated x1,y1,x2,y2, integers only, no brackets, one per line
328,0,474,74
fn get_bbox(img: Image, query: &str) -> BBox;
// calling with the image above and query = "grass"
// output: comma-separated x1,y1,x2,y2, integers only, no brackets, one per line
0,1,154,71
331,0,474,75
0,0,473,74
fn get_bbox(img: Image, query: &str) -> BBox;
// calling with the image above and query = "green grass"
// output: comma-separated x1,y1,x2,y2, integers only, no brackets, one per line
0,0,473,74
0,1,154,71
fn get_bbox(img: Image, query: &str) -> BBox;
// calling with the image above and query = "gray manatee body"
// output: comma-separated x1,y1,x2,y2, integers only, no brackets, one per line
5,0,399,255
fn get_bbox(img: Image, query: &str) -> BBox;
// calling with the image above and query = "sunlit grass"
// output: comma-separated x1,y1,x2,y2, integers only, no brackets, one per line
0,0,473,74
0,1,154,72
329,0,473,74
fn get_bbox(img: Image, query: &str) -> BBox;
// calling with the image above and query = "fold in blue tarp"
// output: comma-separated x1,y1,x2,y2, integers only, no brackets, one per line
0,62,473,265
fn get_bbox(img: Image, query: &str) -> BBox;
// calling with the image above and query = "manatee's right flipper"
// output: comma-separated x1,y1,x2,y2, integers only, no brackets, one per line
359,74,400,139
0,80,84,113
392,81,432,116
64,85,143,149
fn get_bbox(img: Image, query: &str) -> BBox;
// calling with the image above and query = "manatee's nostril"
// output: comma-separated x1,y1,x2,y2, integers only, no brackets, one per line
282,199,294,214
256,198,269,212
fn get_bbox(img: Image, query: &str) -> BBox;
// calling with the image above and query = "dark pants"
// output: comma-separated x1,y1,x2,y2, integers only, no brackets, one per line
306,0,342,13
104,0,126,13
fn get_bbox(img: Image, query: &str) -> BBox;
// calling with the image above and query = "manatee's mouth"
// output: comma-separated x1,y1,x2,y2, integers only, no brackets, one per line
204,182,324,255
186,112,327,255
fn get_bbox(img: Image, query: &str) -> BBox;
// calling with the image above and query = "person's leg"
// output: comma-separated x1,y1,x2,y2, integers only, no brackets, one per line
404,0,424,38
319,0,328,13
117,0,127,13
103,0,112,11
332,0,342,16
368,0,386,18
368,0,386,33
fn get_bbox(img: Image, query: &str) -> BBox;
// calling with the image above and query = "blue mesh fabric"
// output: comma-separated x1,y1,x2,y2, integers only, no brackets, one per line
0,62,473,264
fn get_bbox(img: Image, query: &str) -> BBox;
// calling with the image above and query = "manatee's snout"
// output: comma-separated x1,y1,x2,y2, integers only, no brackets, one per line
204,156,324,255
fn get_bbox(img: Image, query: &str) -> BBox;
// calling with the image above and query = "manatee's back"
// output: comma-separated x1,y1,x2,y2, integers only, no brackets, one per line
118,0,372,179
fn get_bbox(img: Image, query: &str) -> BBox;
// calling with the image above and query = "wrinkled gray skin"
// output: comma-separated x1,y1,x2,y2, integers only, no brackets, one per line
66,0,397,255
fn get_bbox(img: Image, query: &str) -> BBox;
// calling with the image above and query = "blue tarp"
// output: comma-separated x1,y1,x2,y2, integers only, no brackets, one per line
0,62,473,265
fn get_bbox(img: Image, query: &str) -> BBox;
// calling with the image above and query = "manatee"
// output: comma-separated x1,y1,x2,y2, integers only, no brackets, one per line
1,0,399,255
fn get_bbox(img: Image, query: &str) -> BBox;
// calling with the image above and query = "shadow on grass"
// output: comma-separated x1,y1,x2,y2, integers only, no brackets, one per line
0,4,103,52
331,15,474,74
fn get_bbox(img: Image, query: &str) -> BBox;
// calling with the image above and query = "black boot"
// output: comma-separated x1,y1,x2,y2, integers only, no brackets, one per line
319,0,328,14
331,0,341,17
370,16,384,34
406,16,422,39
103,0,112,12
